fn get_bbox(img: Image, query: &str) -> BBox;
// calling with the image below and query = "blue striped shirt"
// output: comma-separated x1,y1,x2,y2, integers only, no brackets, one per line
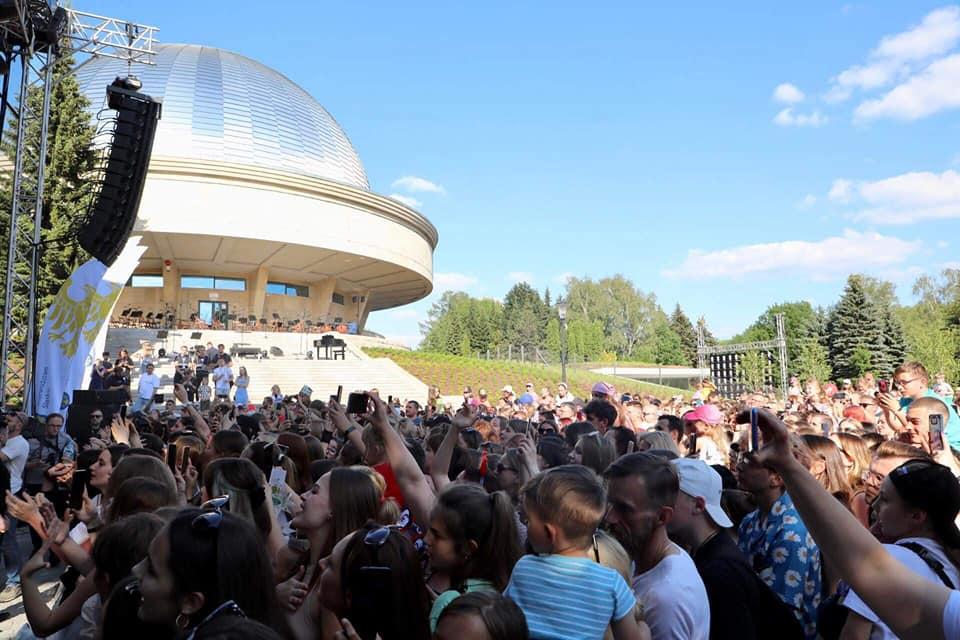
504,554,636,640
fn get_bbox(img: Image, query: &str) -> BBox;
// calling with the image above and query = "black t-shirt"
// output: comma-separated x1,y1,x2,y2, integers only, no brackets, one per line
693,531,804,640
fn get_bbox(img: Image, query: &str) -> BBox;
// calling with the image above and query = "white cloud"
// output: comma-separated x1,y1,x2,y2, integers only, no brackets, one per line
854,53,960,121
662,230,921,280
827,6,960,102
434,272,478,290
506,271,535,284
846,169,960,224
773,108,827,127
387,193,422,208
552,271,575,284
773,83,805,104
796,194,817,209
828,178,854,202
391,175,446,195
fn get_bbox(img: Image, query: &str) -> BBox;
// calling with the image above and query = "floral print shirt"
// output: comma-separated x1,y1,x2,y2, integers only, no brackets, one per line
738,491,822,639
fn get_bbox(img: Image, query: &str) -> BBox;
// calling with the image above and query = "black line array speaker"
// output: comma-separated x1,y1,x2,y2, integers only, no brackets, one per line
79,80,162,266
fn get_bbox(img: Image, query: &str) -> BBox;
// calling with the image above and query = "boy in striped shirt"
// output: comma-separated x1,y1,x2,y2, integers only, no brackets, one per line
504,465,649,640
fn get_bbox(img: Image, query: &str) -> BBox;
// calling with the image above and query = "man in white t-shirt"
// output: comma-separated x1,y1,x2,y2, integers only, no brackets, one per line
212,358,234,400
0,412,30,601
132,362,161,413
604,451,711,640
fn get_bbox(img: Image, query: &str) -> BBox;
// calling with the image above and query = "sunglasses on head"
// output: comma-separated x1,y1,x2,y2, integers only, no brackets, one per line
192,495,230,532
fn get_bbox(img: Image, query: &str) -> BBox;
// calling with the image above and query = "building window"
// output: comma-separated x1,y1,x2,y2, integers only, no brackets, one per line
267,281,309,297
181,276,247,291
331,293,345,305
127,274,163,287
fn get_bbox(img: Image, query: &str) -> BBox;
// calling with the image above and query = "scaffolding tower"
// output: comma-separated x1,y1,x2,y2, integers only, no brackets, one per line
0,2,157,408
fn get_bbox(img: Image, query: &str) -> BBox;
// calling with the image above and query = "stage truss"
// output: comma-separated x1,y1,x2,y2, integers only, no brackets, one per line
697,313,789,399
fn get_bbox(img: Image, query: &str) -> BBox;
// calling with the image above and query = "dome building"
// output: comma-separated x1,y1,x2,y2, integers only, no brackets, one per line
74,43,436,332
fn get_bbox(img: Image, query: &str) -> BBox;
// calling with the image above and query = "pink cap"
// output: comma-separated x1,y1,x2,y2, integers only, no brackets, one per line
684,403,724,425
592,382,614,396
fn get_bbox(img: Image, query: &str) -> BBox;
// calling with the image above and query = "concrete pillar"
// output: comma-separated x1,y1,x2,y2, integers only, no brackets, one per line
356,290,371,330
310,277,337,324
250,265,269,320
162,264,179,318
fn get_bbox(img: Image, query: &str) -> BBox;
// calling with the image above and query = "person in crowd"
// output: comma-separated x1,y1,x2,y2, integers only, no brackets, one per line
434,590,530,640
212,357,234,401
736,440,822,638
426,483,521,630
497,386,516,415
833,457,960,639
24,413,76,513
90,352,112,391
404,400,423,427
636,430,680,456
604,452,709,639
572,431,616,475
319,522,432,640
555,402,578,429
0,411,29,602
800,434,853,507
655,415,685,448
682,404,729,466
746,407,960,640
132,504,285,635
667,458,803,640
234,366,250,406
863,441,931,506
831,431,873,527
592,382,614,402
584,400,618,435
933,372,954,404
505,465,647,639
555,382,575,405
879,362,960,451
132,362,161,413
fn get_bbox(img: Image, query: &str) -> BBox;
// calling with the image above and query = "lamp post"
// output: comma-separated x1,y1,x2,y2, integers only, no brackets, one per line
557,300,568,385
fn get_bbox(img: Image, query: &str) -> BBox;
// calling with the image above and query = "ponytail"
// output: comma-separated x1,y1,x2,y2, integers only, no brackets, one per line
434,485,522,592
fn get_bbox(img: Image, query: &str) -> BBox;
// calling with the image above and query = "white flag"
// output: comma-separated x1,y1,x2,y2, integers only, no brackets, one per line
34,238,146,415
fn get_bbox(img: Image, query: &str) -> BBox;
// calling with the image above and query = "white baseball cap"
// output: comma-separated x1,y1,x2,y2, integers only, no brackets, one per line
672,458,733,529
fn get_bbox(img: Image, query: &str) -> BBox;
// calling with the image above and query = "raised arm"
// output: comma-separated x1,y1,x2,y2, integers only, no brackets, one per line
328,399,365,457
431,406,475,491
175,383,210,441
748,409,952,640
366,392,434,527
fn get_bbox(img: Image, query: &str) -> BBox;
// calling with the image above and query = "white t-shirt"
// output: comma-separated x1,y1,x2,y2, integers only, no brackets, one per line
695,436,725,466
138,372,160,400
945,590,960,639
632,544,710,640
213,366,233,395
843,538,960,640
2,434,30,494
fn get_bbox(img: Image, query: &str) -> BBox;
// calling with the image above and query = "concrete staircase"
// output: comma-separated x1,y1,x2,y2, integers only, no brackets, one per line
104,327,428,404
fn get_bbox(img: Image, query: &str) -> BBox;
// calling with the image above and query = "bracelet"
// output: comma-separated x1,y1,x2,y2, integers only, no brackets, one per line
344,425,357,437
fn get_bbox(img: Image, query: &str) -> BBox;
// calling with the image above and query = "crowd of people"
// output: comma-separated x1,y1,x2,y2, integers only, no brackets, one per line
1,345,960,639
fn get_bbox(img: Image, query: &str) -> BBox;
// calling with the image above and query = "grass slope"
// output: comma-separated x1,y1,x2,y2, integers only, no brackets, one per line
364,348,686,400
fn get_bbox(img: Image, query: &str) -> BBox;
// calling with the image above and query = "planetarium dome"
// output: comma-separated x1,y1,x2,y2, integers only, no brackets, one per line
74,43,370,190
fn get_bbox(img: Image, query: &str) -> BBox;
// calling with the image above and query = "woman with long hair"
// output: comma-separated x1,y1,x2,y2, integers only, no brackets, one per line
202,457,279,553
319,523,431,640
831,432,873,527
234,366,250,406
573,432,616,475
282,466,398,640
832,459,960,640
132,505,285,637
801,435,853,506
425,484,521,630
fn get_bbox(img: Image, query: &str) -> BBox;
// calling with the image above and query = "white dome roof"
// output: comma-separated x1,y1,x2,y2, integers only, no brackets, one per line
74,43,370,190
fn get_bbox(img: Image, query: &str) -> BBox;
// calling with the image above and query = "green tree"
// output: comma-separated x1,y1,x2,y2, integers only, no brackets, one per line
793,336,831,383
565,275,663,358
502,282,548,351
0,47,97,321
730,301,818,366
826,275,889,379
668,304,698,365
652,323,686,365
737,351,769,392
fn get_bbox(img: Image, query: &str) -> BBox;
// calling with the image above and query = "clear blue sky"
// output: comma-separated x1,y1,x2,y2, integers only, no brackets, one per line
83,1,960,345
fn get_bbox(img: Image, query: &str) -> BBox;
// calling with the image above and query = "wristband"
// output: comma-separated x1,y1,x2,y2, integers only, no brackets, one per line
344,425,357,437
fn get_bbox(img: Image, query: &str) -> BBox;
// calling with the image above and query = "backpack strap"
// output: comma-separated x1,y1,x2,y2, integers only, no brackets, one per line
897,542,956,589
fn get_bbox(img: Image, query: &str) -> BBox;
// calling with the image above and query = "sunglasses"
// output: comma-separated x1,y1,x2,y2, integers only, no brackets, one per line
185,599,246,640
192,495,230,532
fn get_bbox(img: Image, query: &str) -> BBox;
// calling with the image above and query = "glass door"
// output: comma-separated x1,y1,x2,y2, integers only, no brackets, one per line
198,301,230,328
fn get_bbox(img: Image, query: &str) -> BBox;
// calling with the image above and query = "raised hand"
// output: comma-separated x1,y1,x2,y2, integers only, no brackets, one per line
275,565,308,611
111,414,131,445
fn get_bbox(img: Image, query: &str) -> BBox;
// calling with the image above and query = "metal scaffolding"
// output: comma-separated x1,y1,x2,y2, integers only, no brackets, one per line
0,2,157,409
697,313,789,399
